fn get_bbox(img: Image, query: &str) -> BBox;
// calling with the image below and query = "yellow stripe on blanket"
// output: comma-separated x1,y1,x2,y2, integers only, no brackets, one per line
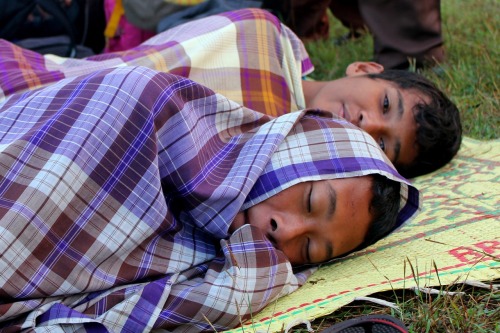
225,137,500,333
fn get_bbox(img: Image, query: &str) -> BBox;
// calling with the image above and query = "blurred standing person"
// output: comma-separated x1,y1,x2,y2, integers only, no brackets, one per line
329,0,445,69
266,0,445,69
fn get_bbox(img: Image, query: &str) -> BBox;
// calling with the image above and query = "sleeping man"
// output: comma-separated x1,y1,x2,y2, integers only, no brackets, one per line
0,9,461,179
0,66,420,331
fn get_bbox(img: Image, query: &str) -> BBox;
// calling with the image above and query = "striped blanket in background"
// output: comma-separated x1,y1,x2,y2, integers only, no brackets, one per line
0,8,312,117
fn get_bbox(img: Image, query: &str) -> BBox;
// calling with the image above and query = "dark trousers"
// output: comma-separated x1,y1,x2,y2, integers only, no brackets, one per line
329,0,444,69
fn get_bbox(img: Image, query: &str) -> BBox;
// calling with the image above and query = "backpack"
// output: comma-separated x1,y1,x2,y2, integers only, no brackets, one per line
0,0,106,57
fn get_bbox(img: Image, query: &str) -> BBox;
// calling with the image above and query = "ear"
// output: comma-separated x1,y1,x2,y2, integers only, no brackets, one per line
345,62,384,76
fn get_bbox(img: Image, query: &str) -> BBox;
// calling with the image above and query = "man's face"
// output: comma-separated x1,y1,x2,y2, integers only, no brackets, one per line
230,176,374,265
308,76,422,168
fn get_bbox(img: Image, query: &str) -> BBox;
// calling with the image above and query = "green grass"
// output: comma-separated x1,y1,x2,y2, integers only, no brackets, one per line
290,283,500,333
304,0,499,140
294,0,500,331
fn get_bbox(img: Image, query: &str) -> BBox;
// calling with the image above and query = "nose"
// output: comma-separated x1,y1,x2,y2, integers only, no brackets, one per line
268,214,308,247
357,110,386,136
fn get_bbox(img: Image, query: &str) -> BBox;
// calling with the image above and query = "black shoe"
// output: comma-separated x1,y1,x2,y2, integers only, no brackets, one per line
318,314,408,333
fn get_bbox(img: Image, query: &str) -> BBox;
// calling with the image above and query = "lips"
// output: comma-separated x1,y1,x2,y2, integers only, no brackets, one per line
243,209,249,226
266,233,278,249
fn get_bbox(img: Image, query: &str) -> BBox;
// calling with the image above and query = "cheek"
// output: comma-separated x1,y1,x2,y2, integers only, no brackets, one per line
347,217,371,251
331,208,372,256
246,203,269,232
336,232,365,256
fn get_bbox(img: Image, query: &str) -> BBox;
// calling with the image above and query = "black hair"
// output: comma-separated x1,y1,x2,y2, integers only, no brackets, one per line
361,174,401,248
367,70,462,178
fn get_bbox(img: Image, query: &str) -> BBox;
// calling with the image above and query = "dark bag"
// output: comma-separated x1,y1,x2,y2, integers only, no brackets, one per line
0,0,106,57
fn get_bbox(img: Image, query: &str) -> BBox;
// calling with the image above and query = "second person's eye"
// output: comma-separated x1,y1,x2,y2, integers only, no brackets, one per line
379,138,385,151
383,95,390,113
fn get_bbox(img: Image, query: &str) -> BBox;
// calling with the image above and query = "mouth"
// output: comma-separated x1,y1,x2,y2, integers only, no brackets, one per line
266,233,279,249
244,209,249,226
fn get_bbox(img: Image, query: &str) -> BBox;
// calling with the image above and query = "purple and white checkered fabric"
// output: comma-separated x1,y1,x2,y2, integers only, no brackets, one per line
0,66,419,331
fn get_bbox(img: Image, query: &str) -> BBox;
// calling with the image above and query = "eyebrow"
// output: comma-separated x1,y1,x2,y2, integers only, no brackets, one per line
325,184,336,260
393,90,404,164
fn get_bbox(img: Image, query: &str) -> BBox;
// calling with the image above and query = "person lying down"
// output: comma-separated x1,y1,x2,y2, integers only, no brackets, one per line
0,66,420,331
0,8,461,179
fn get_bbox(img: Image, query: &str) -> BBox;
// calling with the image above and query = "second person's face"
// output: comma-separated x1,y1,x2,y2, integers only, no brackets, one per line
307,76,422,169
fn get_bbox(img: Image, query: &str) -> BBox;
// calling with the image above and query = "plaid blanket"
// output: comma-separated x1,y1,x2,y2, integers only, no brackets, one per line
0,66,420,332
0,8,312,117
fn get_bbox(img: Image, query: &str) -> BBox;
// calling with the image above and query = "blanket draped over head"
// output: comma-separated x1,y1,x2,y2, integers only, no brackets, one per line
0,67,419,332
0,8,312,117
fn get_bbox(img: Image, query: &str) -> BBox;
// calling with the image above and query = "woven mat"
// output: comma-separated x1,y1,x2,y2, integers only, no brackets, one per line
225,137,500,332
